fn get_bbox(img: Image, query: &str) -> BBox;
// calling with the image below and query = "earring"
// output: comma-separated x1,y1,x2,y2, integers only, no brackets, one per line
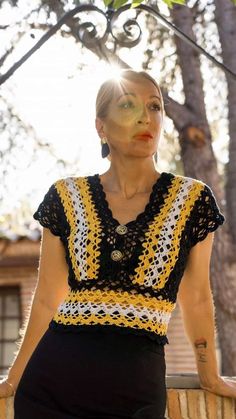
154,152,158,163
101,137,110,158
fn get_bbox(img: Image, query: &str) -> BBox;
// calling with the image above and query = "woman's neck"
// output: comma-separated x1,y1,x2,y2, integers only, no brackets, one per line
100,159,160,199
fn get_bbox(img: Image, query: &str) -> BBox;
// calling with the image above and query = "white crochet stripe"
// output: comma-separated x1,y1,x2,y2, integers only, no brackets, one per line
143,177,195,288
56,300,172,326
65,178,88,281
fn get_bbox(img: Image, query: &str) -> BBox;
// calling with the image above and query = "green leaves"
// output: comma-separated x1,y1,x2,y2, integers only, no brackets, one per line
103,0,187,9
131,0,145,8
103,0,145,9
113,0,130,8
103,0,236,9
163,0,186,8
103,0,114,6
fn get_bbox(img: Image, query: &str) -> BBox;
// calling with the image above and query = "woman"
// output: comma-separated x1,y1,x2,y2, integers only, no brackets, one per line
1,69,236,418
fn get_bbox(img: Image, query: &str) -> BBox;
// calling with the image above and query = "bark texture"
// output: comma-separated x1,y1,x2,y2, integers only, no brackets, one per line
169,3,236,375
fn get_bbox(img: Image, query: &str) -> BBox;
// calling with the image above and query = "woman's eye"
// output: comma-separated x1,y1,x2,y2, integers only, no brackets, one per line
150,103,161,111
119,101,134,109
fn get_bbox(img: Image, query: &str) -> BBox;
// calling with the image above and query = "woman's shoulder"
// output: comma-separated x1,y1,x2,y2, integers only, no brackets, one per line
170,172,208,191
170,174,224,224
52,175,92,189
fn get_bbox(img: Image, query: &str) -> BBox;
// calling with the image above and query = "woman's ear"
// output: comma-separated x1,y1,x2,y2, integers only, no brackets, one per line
95,117,105,138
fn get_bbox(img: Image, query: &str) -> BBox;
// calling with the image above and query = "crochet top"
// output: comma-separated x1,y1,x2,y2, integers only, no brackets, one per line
33,171,225,345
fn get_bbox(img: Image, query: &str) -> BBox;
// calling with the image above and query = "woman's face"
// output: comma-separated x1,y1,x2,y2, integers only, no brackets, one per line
96,78,163,159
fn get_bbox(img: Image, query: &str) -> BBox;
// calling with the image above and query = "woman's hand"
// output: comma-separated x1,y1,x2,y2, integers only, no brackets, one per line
200,376,236,398
0,379,15,398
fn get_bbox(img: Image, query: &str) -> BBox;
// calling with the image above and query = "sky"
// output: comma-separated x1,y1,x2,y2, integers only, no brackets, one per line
0,0,229,239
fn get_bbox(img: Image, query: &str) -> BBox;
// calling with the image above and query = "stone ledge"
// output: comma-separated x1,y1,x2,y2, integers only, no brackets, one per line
1,375,236,418
166,373,236,388
166,373,201,389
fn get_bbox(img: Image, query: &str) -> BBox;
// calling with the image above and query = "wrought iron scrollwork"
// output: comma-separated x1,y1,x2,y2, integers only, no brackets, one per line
109,6,142,48
0,2,235,86
76,6,108,47
76,5,142,48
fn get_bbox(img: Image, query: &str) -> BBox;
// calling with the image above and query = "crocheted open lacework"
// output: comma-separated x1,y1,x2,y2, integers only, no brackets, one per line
33,172,225,344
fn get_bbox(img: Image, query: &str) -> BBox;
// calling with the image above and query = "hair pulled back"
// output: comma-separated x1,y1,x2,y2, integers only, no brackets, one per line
95,69,164,120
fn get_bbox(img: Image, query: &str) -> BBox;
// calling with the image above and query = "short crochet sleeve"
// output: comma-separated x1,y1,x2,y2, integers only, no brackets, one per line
33,182,64,237
190,183,225,247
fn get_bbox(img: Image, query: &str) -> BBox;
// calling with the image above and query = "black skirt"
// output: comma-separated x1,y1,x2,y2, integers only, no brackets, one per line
14,327,167,419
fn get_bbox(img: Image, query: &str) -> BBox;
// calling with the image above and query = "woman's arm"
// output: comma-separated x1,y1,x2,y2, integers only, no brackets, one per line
178,233,218,385
177,232,236,397
2,227,69,395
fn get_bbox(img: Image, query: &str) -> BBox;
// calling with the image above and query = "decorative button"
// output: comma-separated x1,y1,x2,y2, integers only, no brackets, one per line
116,225,128,235
111,250,123,261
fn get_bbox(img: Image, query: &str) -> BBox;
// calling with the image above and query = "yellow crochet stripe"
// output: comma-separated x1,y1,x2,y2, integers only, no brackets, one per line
55,178,102,281
55,179,81,279
52,288,175,336
63,288,175,312
132,177,183,287
155,179,204,288
157,180,204,288
53,313,168,336
75,178,102,278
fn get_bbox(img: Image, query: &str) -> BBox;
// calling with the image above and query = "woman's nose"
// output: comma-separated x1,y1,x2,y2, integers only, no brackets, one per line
136,106,150,124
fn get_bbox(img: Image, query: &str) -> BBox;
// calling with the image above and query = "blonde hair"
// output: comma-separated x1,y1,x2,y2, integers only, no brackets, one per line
95,69,164,119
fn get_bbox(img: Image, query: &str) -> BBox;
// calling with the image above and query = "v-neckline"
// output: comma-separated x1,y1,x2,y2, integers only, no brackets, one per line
94,172,167,227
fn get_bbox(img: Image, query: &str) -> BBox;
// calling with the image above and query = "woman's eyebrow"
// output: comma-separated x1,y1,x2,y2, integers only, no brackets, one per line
116,92,161,101
150,95,161,101
116,92,135,101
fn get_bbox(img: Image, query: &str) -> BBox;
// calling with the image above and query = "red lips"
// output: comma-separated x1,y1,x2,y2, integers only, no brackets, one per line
134,131,153,140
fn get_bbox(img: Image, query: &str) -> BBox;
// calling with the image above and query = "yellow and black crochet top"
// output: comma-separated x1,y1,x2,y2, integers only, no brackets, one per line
33,172,225,345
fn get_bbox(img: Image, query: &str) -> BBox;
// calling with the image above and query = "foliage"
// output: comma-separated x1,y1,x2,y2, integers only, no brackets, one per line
104,0,236,9
104,0,185,9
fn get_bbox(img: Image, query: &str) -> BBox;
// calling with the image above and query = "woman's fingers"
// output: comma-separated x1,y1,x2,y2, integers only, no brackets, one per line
201,377,236,399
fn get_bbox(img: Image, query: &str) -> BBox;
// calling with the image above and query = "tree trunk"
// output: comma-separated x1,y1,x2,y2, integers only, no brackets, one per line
169,4,236,375
214,0,236,242
212,0,236,374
